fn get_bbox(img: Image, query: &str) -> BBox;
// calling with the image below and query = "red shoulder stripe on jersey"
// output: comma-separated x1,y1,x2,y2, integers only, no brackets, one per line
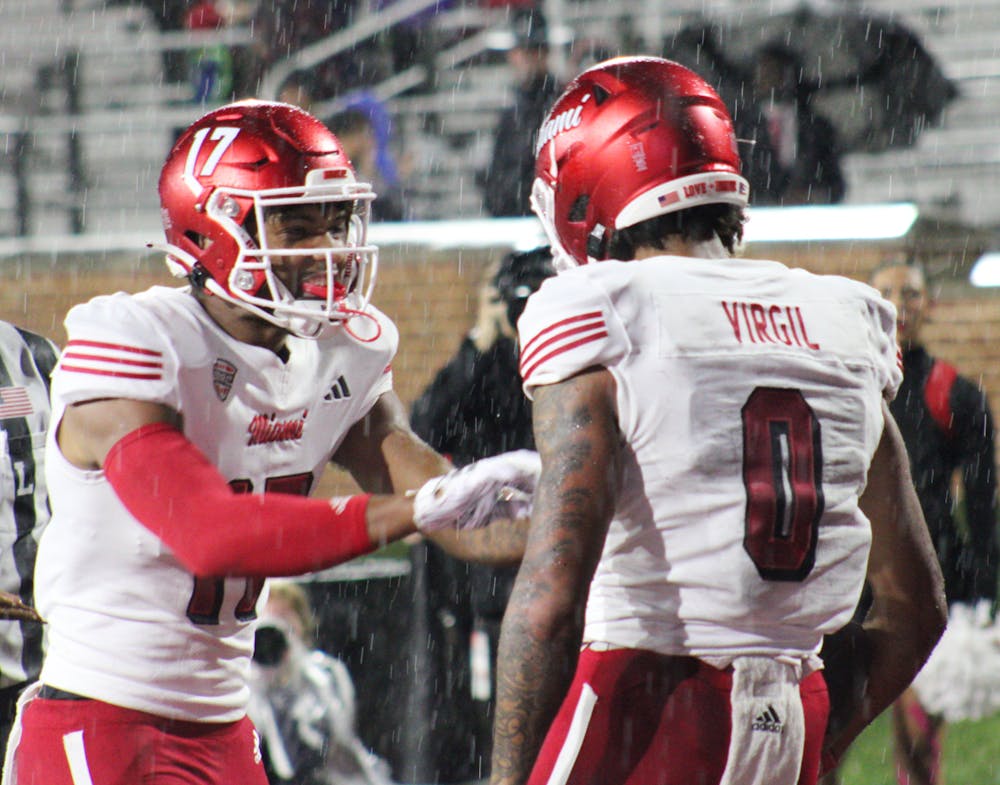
521,330,610,383
60,340,165,380
521,311,604,360
59,364,163,381
62,351,164,369
520,312,606,373
66,339,162,357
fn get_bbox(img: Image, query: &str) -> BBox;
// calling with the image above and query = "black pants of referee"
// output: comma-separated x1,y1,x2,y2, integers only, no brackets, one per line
0,682,29,772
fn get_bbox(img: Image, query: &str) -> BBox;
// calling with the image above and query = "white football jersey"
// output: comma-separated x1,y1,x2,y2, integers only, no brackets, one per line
37,286,398,721
518,256,901,664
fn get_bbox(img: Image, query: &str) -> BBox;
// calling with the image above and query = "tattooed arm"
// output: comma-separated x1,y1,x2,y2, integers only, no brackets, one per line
490,367,621,785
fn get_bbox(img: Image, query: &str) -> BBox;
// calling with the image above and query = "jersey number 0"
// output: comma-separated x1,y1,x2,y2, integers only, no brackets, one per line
741,387,824,582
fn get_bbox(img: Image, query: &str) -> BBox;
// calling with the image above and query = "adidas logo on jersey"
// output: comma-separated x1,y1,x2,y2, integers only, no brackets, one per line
323,375,351,401
751,705,783,734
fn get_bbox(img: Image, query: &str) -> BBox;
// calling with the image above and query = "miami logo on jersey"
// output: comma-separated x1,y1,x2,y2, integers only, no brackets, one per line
247,410,308,446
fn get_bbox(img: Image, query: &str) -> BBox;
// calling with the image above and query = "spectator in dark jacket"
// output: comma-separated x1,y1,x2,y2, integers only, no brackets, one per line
748,43,846,205
329,104,406,223
481,10,564,217
864,258,999,785
410,247,555,779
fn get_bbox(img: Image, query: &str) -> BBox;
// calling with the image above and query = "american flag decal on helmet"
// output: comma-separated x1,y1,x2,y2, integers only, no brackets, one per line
520,311,608,383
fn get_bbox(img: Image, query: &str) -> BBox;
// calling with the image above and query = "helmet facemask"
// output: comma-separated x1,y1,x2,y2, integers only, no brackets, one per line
529,175,579,273
164,172,378,340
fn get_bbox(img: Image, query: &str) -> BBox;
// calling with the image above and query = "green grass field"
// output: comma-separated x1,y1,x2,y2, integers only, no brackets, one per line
837,710,1000,784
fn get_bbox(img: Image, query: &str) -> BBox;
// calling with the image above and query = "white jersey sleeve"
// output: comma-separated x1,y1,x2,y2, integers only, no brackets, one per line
54,291,182,410
517,272,631,398
861,283,903,401
357,319,395,418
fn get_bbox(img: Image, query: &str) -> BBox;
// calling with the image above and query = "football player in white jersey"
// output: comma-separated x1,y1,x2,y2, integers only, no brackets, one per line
489,57,946,785
5,100,537,785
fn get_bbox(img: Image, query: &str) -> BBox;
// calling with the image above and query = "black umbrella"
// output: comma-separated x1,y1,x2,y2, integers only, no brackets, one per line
667,7,959,153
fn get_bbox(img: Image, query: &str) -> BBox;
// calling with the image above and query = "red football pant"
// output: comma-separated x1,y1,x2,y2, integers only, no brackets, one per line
11,695,268,785
527,646,829,785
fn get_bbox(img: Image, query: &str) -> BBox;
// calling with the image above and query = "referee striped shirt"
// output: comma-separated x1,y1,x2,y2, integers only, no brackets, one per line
0,323,57,689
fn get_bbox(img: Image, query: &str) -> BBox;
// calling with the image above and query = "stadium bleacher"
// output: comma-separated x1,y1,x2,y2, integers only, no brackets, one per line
1,0,999,237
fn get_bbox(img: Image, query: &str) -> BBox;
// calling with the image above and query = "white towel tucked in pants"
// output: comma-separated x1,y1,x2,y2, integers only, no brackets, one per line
718,656,806,785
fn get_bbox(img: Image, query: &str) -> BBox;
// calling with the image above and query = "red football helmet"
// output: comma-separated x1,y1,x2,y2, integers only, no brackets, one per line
155,100,377,338
531,56,749,269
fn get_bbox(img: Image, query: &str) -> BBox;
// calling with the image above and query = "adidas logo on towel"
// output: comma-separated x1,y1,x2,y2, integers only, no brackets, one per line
751,705,783,734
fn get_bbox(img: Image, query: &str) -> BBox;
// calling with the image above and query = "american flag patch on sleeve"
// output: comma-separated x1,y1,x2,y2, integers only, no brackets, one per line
0,386,33,419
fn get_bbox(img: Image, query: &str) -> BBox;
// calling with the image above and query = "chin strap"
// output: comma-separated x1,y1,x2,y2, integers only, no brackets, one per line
148,240,200,279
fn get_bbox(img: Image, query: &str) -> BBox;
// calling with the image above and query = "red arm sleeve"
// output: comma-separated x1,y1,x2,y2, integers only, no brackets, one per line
103,422,374,577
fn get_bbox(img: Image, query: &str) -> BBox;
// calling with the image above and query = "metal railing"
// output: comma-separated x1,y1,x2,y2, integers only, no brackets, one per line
0,1,500,235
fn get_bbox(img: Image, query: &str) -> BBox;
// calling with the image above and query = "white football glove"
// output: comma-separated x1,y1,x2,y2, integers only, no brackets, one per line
412,450,541,532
